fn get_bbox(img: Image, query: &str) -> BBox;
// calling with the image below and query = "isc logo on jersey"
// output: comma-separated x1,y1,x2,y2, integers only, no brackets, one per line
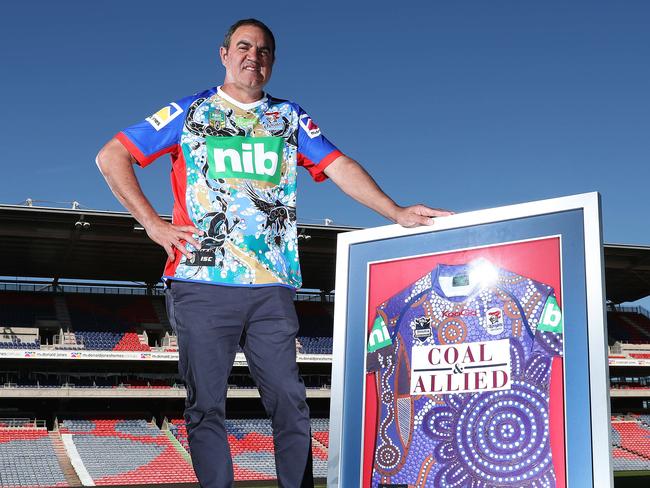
207,136,284,186
146,103,183,131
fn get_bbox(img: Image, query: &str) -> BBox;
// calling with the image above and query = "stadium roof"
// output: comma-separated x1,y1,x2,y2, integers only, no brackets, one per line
2,204,650,302
0,204,353,292
603,244,650,303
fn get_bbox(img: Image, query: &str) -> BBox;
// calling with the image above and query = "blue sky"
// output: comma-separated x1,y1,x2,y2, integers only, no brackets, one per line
1,1,649,247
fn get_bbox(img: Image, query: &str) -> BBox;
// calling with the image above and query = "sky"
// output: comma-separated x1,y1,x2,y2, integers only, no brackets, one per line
1,2,649,240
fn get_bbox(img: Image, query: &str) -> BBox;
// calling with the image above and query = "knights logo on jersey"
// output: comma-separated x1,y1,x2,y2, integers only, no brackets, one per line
299,114,321,138
485,307,505,335
263,111,286,133
412,316,432,342
146,102,183,131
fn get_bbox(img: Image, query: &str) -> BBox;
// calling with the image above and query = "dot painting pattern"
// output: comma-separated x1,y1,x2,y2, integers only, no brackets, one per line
367,262,564,487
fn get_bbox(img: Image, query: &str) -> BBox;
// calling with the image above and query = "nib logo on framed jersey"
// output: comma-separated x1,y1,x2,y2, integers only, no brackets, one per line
329,193,611,488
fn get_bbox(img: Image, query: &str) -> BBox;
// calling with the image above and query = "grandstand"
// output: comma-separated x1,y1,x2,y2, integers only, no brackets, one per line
0,204,344,487
2,205,650,486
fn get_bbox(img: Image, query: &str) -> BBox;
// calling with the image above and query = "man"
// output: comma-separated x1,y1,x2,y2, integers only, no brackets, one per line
96,18,451,488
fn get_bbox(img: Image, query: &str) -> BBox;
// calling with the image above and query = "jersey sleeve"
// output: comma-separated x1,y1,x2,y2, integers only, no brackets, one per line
533,292,564,358
296,106,343,182
366,312,395,374
521,277,563,358
366,280,425,373
115,95,194,167
536,294,563,335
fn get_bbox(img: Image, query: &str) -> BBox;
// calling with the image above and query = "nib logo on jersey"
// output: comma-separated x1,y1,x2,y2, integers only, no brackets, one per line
410,339,511,395
368,316,392,353
207,136,284,186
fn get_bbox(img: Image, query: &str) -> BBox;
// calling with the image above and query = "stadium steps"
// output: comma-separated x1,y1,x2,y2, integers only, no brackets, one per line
617,443,650,462
54,295,72,330
49,430,83,486
312,436,328,453
163,429,192,464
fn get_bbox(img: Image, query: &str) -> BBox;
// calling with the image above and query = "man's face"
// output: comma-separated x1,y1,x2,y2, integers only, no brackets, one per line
220,25,274,92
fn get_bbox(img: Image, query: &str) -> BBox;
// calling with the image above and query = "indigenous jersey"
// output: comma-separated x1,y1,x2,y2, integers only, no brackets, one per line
117,87,341,288
366,260,564,488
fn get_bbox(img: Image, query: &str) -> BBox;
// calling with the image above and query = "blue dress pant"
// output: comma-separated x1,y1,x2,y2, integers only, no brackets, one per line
165,281,313,488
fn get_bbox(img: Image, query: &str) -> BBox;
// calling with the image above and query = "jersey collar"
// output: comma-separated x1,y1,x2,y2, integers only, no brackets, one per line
430,259,497,303
217,86,268,111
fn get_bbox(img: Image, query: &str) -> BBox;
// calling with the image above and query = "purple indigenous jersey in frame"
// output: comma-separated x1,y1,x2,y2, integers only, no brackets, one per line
366,259,564,487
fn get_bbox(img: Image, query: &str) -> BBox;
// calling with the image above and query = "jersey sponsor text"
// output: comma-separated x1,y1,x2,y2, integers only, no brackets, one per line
410,339,511,395
207,136,283,185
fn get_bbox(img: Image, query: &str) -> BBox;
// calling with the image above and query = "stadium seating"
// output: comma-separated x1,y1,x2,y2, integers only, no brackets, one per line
0,420,69,487
310,418,329,477
168,419,189,453
71,330,151,352
47,294,164,351
297,336,333,355
0,288,338,485
0,419,34,428
0,292,341,353
228,419,276,481
113,332,151,351
58,419,196,485
169,417,330,480
608,312,650,343
0,292,57,328
630,353,650,359
0,338,40,350
65,294,161,329
611,417,650,471
0,368,182,390
295,301,334,337
122,379,173,389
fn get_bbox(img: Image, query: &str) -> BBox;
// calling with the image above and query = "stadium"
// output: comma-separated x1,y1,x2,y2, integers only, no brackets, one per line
0,204,343,488
0,203,649,487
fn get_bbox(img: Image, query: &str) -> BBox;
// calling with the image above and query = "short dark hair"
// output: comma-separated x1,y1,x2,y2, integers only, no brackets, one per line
223,19,276,56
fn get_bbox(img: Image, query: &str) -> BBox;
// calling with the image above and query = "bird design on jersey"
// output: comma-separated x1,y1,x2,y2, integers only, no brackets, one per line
196,195,241,261
243,183,296,244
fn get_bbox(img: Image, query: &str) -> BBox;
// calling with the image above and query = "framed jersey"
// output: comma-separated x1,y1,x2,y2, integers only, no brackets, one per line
328,193,611,488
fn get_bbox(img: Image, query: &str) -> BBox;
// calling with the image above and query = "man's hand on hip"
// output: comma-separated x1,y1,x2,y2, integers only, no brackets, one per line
145,219,204,262
96,136,204,262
